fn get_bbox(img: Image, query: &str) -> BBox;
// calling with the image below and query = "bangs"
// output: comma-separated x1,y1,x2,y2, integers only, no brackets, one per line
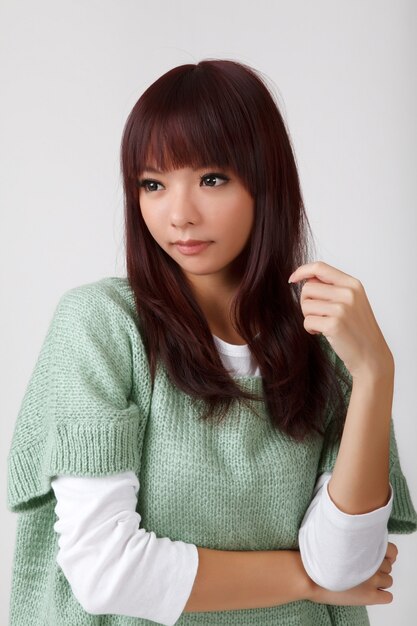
141,119,232,175
127,65,257,192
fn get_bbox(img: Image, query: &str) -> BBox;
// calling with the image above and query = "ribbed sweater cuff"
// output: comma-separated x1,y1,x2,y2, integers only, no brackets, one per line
388,470,417,533
7,418,140,513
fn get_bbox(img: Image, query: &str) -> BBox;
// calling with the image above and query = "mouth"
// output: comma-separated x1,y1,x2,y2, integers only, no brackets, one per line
174,239,211,246
174,241,212,255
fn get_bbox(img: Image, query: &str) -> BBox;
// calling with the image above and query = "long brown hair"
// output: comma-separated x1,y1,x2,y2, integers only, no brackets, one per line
120,58,351,443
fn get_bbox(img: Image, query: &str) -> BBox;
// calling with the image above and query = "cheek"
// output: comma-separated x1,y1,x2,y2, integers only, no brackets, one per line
140,209,162,241
231,200,254,235
140,203,157,228
149,223,164,243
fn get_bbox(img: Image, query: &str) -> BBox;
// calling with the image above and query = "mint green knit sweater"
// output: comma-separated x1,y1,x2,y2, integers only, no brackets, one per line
7,277,417,626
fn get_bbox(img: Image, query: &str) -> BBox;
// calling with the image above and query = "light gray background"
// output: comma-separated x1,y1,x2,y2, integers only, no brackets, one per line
1,1,416,624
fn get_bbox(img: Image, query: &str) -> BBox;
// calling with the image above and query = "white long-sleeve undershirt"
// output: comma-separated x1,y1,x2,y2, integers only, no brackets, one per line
51,334,393,624
298,471,393,591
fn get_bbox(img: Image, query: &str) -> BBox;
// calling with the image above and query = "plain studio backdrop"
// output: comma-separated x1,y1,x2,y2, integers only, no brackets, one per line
1,1,416,624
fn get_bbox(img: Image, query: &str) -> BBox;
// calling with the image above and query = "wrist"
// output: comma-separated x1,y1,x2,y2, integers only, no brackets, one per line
351,352,395,384
293,551,318,602
305,579,320,603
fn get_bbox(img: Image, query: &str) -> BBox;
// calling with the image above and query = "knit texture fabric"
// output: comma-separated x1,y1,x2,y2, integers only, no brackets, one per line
7,276,417,626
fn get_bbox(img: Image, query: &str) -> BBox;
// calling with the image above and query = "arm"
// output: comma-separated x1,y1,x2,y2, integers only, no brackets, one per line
288,261,416,531
327,358,395,514
52,472,199,626
52,470,395,617
183,547,312,612
287,262,396,514
183,541,396,612
52,471,313,620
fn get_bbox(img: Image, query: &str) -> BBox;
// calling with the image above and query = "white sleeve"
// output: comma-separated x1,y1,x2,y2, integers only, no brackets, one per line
51,471,199,626
298,471,394,591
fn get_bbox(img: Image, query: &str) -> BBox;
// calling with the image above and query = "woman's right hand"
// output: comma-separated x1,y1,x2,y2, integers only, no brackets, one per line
307,542,398,606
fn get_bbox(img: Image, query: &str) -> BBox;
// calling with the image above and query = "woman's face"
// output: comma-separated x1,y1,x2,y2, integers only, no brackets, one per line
137,164,255,290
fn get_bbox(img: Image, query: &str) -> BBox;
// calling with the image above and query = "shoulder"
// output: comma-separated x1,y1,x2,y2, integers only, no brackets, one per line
44,276,148,371
52,276,140,333
57,276,136,315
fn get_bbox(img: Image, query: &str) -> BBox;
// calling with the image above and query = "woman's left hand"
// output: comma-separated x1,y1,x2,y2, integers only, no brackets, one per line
288,260,394,379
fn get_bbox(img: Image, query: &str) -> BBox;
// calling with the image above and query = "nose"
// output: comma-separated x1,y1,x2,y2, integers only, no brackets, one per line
169,186,201,227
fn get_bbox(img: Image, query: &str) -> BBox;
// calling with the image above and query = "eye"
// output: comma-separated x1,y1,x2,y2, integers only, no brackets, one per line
200,172,230,187
136,172,230,193
136,179,164,193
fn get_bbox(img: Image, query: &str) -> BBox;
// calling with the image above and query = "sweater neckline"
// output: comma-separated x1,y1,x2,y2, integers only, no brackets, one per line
230,375,263,390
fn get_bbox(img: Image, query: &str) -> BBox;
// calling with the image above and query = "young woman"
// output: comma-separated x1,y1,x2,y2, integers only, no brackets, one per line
7,59,417,626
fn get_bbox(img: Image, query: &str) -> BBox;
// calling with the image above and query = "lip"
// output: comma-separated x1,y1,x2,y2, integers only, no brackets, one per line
174,240,210,245
174,241,212,255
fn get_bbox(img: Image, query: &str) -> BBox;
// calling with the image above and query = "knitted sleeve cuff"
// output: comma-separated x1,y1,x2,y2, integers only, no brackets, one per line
387,468,417,534
7,415,141,513
7,281,150,514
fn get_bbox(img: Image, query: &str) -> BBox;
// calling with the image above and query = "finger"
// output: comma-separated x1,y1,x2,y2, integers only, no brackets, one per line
301,314,329,336
376,572,393,589
301,299,342,319
374,589,394,605
288,260,355,286
386,542,398,563
299,282,349,307
379,558,393,574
